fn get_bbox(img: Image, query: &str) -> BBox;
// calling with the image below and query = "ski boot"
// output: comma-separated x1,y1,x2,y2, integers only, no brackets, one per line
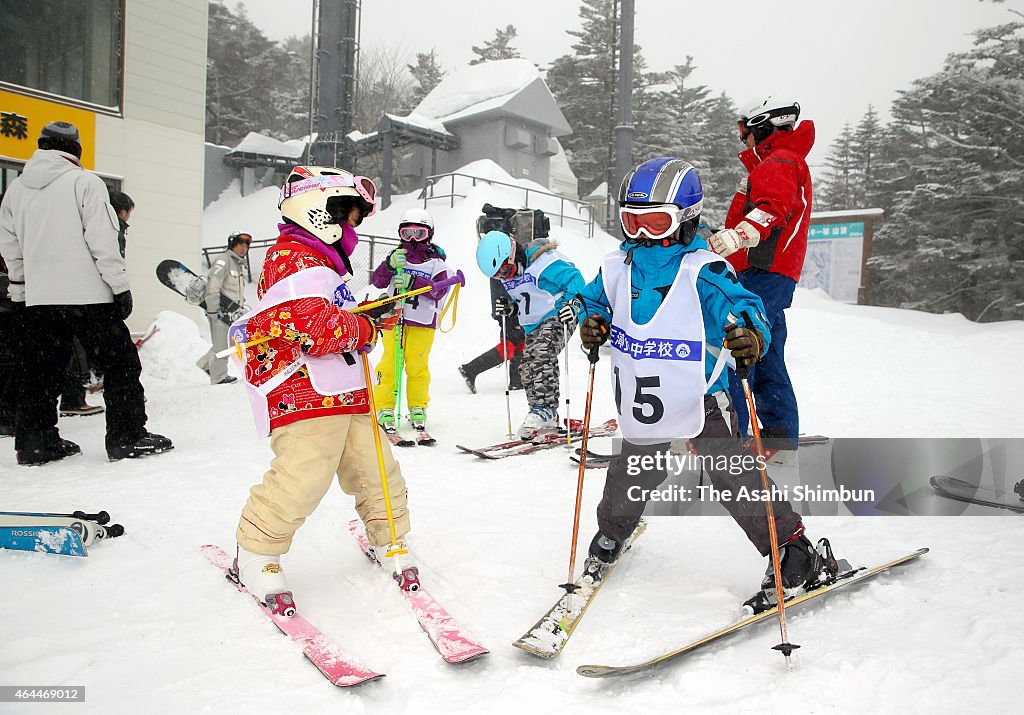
580,524,645,586
231,546,297,617
367,539,421,592
742,532,841,615
377,408,397,435
517,406,558,440
106,431,173,461
409,406,427,432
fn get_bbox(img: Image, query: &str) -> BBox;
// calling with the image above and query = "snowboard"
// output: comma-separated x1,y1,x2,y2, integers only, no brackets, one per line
155,259,242,322
930,476,1024,514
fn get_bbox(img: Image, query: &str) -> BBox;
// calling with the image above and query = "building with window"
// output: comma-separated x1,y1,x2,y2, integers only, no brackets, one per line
0,0,208,331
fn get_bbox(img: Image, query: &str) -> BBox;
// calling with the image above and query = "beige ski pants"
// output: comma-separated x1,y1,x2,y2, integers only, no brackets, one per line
237,413,410,554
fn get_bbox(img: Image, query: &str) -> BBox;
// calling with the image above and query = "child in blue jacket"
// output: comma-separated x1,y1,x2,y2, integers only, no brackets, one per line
476,231,585,439
575,157,836,612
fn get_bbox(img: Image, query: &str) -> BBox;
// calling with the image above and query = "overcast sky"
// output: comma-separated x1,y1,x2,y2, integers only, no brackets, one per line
234,0,1021,168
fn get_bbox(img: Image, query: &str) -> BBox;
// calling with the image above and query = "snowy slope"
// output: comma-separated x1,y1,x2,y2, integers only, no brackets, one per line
2,177,1022,714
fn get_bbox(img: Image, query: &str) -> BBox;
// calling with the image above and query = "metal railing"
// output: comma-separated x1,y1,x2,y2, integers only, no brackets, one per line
420,171,596,237
202,232,401,296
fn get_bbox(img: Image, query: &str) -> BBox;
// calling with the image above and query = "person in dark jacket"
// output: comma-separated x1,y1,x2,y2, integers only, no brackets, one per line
0,121,172,464
109,190,134,258
709,96,814,452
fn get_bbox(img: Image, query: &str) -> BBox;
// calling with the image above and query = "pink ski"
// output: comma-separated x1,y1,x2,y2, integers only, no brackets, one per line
201,545,384,687
346,520,489,664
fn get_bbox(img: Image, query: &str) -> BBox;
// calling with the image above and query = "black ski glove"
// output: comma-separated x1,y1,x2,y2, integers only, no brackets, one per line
113,290,133,321
580,314,610,349
724,324,764,370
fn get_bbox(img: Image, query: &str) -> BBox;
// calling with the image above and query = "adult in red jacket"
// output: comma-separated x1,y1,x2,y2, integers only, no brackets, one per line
228,166,415,615
709,96,814,451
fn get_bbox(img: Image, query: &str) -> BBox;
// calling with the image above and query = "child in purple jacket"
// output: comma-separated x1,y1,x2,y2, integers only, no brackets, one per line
370,208,454,432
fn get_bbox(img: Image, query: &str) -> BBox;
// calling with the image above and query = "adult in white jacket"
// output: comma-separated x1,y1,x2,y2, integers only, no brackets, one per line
0,121,172,465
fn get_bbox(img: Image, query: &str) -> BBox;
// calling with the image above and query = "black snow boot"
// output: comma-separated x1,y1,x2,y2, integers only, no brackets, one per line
743,534,839,614
107,431,174,461
17,438,82,466
459,347,505,394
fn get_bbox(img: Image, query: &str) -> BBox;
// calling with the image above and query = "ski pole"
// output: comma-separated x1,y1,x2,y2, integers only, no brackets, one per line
560,344,601,593
501,312,514,438
360,351,406,559
737,353,799,664
563,322,572,445
393,266,407,429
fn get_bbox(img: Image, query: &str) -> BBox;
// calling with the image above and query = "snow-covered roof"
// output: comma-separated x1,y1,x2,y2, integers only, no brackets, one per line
414,59,538,120
229,132,307,159
411,59,571,135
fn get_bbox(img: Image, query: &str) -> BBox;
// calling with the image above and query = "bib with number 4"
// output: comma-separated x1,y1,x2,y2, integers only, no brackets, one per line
603,249,729,442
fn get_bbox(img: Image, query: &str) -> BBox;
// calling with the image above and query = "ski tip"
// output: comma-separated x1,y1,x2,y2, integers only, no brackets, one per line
442,648,490,664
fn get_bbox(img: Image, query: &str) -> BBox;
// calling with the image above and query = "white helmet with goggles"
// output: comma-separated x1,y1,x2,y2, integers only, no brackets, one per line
278,166,377,243
398,207,434,242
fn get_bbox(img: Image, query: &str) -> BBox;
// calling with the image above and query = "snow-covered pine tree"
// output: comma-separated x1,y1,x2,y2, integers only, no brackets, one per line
407,50,446,110
868,17,1023,321
818,123,858,210
698,93,747,228
546,0,619,197
205,1,309,146
470,25,521,65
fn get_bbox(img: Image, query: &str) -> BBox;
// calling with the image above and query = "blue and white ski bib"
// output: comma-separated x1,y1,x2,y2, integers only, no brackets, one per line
501,250,568,330
603,249,729,442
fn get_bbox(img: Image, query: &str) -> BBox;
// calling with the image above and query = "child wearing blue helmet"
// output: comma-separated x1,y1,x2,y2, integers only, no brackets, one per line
476,230,585,439
575,157,835,612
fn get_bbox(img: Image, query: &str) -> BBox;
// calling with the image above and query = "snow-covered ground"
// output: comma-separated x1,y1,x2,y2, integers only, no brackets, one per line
3,172,1022,713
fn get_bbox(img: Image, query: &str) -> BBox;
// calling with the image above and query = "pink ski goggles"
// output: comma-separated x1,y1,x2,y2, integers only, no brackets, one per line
398,225,431,242
279,174,378,216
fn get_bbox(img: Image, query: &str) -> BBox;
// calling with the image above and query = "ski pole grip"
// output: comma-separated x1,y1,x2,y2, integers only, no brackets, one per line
587,344,600,364
431,269,466,292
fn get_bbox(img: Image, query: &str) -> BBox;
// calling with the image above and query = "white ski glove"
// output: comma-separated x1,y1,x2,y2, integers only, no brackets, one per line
709,221,760,257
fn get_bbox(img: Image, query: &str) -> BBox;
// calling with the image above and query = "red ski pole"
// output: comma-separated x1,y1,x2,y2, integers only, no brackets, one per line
737,352,799,664
561,344,601,593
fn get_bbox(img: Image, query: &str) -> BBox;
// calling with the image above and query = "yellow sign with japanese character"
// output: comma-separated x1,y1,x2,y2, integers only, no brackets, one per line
0,89,96,169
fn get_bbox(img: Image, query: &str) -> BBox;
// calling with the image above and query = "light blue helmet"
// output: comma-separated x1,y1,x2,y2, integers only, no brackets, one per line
476,230,514,278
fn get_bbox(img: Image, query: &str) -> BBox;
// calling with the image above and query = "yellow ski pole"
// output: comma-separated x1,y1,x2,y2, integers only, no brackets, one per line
360,350,406,558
